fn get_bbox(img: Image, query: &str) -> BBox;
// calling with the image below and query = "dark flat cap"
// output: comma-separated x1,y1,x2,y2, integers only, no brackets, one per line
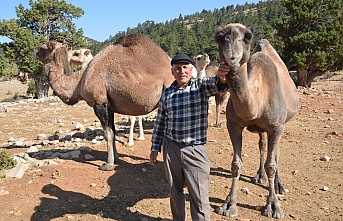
171,54,193,65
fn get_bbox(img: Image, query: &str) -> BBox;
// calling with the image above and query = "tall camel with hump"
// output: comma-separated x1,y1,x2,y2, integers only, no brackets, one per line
214,23,299,218
67,48,145,147
34,34,174,171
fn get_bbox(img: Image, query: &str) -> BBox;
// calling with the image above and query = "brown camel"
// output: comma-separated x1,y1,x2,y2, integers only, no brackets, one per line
67,48,145,147
33,34,174,171
194,53,230,127
214,23,299,218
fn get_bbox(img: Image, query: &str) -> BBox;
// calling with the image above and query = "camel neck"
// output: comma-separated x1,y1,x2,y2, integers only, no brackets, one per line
227,63,258,120
46,48,83,105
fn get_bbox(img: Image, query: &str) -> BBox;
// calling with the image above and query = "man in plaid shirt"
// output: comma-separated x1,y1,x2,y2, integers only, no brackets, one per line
150,53,229,221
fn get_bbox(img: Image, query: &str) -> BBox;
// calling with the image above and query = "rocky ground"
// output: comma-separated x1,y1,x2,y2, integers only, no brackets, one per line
0,77,342,221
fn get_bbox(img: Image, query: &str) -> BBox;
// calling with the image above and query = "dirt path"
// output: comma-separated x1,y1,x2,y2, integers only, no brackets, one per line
0,79,342,221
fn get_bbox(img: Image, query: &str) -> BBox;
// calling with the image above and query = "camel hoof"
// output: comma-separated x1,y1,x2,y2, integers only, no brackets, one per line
252,173,266,184
99,163,115,171
215,205,238,217
125,142,134,147
275,179,286,195
136,136,145,141
261,204,284,219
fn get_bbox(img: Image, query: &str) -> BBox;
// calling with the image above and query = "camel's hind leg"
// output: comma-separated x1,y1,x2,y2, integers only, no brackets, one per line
252,132,285,195
252,132,267,184
136,116,145,141
214,92,229,127
214,93,222,127
261,126,285,219
94,103,118,171
126,116,145,147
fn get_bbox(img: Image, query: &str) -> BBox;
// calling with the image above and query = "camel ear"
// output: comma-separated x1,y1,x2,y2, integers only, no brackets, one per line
84,49,90,56
215,26,226,43
244,28,253,44
47,41,58,50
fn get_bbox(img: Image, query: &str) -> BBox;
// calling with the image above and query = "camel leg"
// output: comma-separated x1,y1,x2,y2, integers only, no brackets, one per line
214,93,222,127
252,132,267,184
261,126,285,219
126,116,145,147
136,116,145,141
94,103,117,171
274,168,285,195
126,116,136,147
252,132,285,194
216,125,243,217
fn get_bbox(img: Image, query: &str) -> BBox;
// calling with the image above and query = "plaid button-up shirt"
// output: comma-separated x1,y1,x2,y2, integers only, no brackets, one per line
151,76,227,152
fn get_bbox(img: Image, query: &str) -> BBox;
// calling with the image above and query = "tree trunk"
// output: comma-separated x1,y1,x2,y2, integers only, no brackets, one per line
33,75,50,99
297,66,308,88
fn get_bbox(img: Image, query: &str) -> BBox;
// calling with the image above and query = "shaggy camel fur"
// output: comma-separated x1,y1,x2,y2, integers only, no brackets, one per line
67,49,145,147
34,34,174,171
214,23,299,218
194,53,230,127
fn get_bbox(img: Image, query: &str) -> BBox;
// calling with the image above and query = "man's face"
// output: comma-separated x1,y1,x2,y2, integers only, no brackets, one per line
171,62,193,88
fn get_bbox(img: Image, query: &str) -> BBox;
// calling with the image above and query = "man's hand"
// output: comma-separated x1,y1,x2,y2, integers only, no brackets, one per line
150,151,159,167
218,64,230,84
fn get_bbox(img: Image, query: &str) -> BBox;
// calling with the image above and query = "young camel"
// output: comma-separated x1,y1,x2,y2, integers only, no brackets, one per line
214,23,299,218
67,49,93,69
193,53,230,127
34,34,174,171
67,49,145,147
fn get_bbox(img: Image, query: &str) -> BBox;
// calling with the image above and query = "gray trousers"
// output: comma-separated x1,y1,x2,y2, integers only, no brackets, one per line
162,138,211,221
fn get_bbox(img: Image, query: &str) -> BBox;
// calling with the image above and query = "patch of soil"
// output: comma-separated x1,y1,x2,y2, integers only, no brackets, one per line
0,79,29,101
0,78,342,221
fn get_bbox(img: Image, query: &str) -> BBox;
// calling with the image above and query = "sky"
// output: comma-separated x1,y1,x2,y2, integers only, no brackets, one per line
0,0,260,43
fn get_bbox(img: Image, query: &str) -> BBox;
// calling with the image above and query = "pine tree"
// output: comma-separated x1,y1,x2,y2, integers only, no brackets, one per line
0,0,87,98
277,0,343,87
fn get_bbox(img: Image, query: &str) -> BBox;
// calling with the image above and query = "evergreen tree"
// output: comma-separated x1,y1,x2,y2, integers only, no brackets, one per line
0,0,87,98
277,0,343,87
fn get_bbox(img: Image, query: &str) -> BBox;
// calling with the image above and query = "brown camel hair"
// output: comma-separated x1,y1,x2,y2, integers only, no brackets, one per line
194,54,230,127
34,34,174,171
214,23,299,219
67,48,145,147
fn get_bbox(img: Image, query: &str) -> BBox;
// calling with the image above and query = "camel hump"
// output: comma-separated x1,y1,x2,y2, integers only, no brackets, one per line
115,34,152,47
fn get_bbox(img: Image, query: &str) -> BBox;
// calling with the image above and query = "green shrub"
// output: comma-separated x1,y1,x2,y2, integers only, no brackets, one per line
26,79,36,97
13,92,19,100
0,150,17,170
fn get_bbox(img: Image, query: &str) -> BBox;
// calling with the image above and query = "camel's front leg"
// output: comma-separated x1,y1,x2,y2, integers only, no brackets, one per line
216,127,243,217
261,127,285,219
94,103,118,171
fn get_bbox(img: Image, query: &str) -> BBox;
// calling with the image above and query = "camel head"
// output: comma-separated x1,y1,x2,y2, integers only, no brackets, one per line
215,23,253,71
193,53,210,70
33,41,66,64
68,49,93,68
